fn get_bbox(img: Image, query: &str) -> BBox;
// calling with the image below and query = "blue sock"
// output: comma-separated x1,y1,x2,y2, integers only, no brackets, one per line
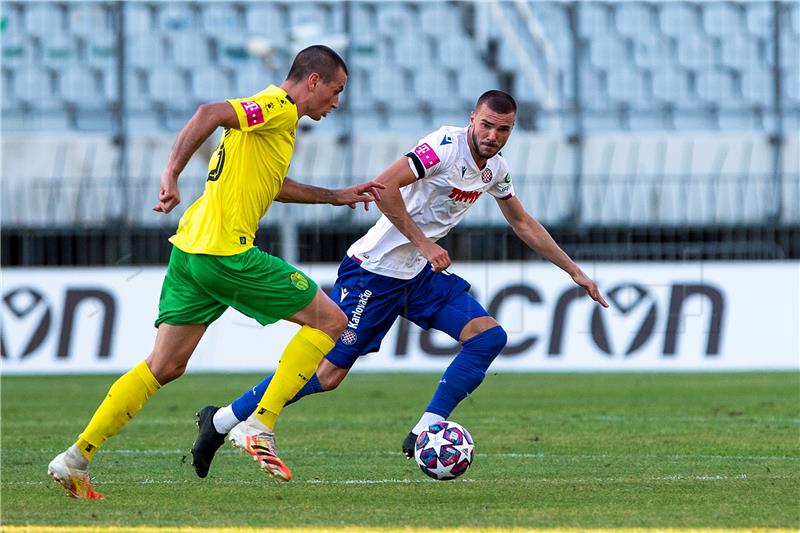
231,373,324,421
425,326,507,418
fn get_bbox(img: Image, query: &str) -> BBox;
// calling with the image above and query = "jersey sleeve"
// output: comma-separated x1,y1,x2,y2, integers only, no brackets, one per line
227,94,295,133
404,129,456,179
487,161,516,200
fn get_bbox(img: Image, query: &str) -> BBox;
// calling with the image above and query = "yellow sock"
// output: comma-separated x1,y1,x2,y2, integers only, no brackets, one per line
75,360,161,460
255,325,335,429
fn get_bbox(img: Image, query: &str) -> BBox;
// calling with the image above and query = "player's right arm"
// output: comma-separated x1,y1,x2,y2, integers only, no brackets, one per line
153,102,239,213
373,158,451,272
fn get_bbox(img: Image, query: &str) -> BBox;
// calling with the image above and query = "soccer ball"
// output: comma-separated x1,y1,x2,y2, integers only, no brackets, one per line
414,421,474,480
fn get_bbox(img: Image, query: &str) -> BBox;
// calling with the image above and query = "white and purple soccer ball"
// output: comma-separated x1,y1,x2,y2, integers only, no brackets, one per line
414,421,474,480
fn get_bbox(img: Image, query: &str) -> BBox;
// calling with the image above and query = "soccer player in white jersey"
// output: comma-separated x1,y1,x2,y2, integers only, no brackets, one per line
190,90,608,478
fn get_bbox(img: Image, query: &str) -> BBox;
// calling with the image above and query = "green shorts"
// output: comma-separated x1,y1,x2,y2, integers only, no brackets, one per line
155,246,318,328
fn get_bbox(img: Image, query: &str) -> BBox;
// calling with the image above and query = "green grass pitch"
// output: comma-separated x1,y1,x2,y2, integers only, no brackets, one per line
1,372,798,530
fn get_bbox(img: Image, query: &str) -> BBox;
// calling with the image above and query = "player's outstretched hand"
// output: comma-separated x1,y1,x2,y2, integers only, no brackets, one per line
153,171,181,214
572,271,608,307
337,180,385,210
419,240,451,272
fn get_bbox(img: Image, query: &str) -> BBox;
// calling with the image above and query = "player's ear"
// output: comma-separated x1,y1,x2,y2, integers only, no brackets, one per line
308,72,321,91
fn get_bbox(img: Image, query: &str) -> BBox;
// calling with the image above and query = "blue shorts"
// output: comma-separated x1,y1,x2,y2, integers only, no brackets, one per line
326,256,490,369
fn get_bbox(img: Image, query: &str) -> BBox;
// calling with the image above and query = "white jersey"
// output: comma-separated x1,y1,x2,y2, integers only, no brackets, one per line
347,125,515,279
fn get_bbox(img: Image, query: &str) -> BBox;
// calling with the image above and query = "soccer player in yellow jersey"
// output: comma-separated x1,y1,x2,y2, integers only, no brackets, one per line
47,45,383,498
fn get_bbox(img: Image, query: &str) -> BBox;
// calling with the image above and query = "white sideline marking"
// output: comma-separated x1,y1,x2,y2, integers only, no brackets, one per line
7,415,799,430
9,448,800,461
9,473,789,488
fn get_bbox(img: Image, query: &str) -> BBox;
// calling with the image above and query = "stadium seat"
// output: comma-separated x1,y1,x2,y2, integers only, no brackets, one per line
431,111,468,129
616,3,656,40
234,63,276,99
589,34,629,70
288,3,330,35
59,67,99,106
788,1,800,35
0,0,795,142
376,3,415,37
777,33,799,70
1,28,32,67
783,70,800,106
652,67,692,108
419,2,461,37
372,66,417,112
457,66,501,103
577,2,610,38
696,69,739,109
344,67,376,114
351,113,385,133
127,34,167,71
741,66,775,107
149,68,190,110
387,111,427,132
85,33,117,69
437,33,484,72
703,3,743,39
124,3,153,36
69,3,112,39
720,34,762,71
201,3,242,33
744,2,772,38
349,3,378,46
13,66,52,107
578,68,608,110
245,3,288,42
512,73,538,107
41,34,79,68
191,67,233,105
123,70,151,113
632,33,673,70
169,33,212,69
676,33,716,70
157,3,195,32
607,66,649,109
24,2,64,39
660,3,699,38
414,68,457,111
392,34,433,71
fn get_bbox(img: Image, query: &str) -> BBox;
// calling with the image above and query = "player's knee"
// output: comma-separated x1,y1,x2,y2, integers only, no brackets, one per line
146,355,187,384
485,325,508,355
470,325,507,358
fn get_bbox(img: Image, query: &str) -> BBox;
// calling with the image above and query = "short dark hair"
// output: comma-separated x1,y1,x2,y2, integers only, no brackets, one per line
286,45,348,83
475,90,517,114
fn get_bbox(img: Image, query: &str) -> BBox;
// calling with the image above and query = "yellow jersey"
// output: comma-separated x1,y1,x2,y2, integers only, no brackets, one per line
169,85,298,256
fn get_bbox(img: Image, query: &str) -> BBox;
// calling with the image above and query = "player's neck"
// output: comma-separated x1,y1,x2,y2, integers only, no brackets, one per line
466,127,488,169
280,80,305,118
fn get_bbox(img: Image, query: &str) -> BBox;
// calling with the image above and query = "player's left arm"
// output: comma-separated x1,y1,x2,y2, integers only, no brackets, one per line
276,178,384,210
497,196,608,307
